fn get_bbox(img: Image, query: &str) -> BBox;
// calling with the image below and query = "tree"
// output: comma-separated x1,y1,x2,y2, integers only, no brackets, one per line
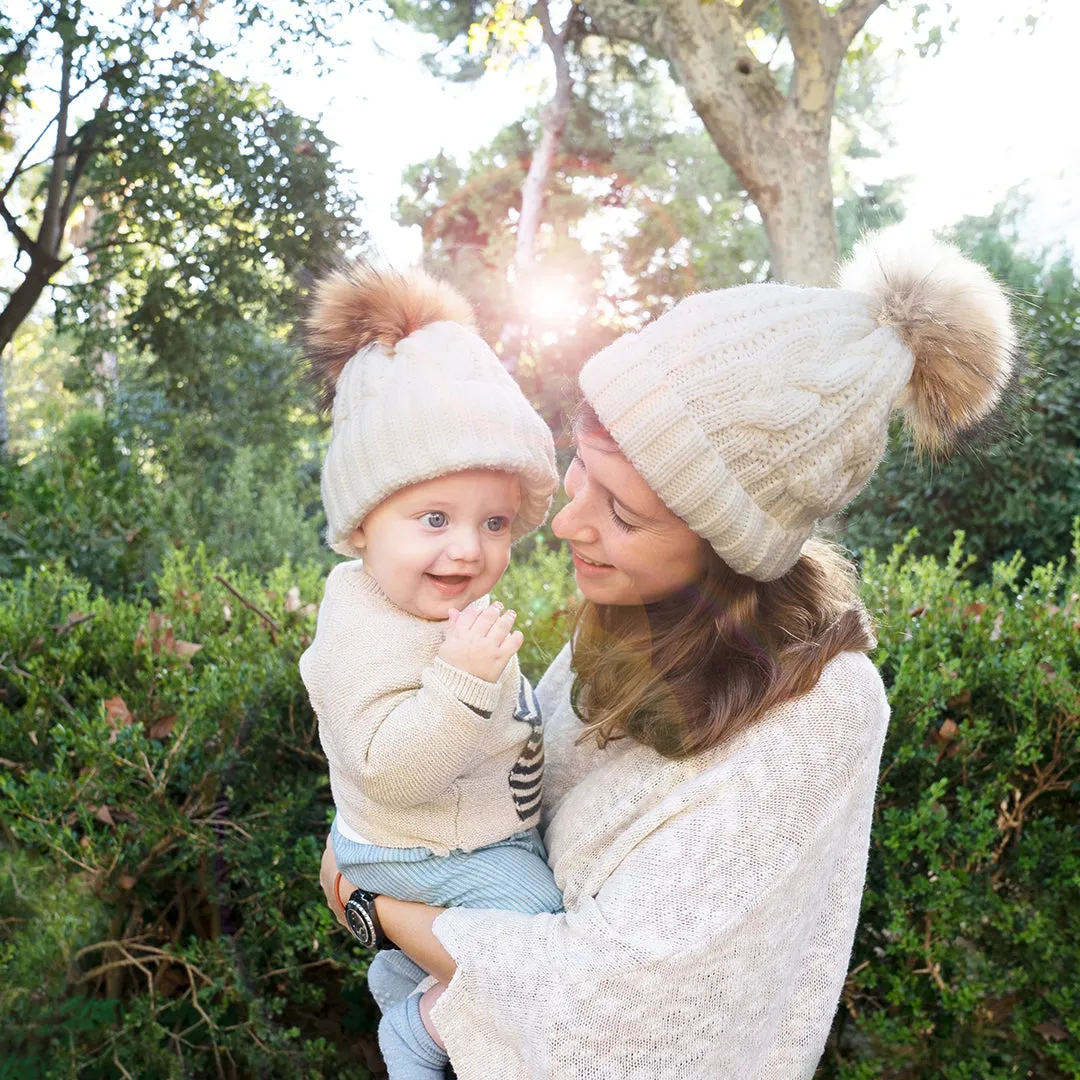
497,0,581,370
397,56,777,437
399,35,900,374
394,0,928,284
578,0,896,284
0,0,362,432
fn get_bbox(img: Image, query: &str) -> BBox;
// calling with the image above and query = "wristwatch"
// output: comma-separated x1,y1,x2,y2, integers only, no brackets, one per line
343,888,398,951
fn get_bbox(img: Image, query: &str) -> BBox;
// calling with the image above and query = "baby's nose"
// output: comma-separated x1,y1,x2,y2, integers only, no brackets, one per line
447,528,482,561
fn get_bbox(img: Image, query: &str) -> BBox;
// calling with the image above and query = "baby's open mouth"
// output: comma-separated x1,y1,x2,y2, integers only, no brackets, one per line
426,573,473,594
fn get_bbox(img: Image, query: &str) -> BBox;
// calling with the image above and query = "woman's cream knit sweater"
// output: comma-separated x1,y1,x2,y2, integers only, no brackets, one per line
430,643,890,1079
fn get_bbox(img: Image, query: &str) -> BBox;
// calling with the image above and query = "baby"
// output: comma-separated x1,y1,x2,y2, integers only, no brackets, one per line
299,266,562,1079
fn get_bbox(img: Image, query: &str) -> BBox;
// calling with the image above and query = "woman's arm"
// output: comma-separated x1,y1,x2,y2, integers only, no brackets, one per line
319,835,456,983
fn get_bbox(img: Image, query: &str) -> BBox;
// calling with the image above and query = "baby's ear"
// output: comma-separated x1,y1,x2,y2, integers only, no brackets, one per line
350,524,366,552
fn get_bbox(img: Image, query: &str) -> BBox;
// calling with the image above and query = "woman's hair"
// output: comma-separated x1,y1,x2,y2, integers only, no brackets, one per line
569,402,876,759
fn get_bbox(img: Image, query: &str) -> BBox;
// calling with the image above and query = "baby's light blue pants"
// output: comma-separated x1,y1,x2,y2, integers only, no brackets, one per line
331,817,563,914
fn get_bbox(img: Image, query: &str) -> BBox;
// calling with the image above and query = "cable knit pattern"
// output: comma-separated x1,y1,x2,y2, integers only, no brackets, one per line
431,644,890,1078
579,285,913,581
299,561,542,855
322,321,558,556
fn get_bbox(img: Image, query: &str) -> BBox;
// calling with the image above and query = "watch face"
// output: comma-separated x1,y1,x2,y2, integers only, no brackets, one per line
345,898,376,948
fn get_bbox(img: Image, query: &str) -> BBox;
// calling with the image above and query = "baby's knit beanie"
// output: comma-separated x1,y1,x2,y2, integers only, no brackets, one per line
579,228,1017,581
306,265,558,556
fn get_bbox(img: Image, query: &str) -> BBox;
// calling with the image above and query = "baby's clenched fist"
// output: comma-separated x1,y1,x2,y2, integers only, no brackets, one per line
438,600,522,684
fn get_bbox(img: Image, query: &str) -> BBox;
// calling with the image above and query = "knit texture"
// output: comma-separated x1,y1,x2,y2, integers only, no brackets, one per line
321,320,558,556
431,643,890,1078
299,561,544,855
579,285,909,580
579,229,1015,581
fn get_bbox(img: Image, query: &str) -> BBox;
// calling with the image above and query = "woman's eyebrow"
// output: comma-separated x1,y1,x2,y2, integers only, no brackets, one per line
581,458,660,524
613,496,661,526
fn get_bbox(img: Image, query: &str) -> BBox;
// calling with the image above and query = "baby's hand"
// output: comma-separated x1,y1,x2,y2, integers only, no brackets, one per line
438,600,522,684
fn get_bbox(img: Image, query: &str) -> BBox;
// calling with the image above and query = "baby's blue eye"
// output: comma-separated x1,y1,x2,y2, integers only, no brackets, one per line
484,516,510,533
422,512,448,529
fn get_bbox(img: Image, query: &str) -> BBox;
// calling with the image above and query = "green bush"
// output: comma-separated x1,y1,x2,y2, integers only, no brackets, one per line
494,533,575,684
0,409,187,597
0,410,331,599
4,535,1077,1078
0,549,377,1079
0,541,576,1078
822,530,1080,1078
187,447,331,578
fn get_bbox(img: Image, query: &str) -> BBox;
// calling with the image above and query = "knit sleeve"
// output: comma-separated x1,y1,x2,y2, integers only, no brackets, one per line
358,661,502,808
430,654,890,1079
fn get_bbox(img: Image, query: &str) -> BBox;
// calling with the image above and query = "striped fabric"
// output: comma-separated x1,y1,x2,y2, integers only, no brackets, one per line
508,678,544,822
332,819,563,914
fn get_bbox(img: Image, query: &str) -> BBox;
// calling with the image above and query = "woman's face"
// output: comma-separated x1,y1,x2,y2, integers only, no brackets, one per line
551,432,709,606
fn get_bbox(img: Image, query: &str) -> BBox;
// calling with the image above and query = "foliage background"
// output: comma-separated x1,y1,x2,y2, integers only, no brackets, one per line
2,1,1079,1077
2,535,1078,1077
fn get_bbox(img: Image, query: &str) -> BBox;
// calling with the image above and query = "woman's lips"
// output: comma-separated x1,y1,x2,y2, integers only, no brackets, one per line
571,550,615,577
426,573,473,596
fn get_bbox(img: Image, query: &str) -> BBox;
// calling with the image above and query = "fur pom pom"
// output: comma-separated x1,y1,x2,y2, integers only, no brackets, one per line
305,264,476,410
839,228,1017,451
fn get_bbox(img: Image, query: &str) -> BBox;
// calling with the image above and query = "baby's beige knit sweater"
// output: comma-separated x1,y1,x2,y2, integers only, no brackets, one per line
299,561,542,855
431,643,890,1078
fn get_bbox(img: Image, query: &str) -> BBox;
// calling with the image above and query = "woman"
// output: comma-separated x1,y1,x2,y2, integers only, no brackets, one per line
320,230,1016,1078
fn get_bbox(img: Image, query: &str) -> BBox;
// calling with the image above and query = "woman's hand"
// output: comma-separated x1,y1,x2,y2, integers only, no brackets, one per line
373,895,457,985
318,834,457,984
320,834,349,928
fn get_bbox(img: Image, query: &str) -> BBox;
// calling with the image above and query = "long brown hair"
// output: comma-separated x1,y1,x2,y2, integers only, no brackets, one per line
569,405,875,759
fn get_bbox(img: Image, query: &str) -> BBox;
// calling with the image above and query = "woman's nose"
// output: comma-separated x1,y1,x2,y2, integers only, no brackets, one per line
551,487,599,544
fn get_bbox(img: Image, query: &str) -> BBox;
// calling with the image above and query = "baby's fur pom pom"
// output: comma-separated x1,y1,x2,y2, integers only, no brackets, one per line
305,264,476,410
840,227,1017,451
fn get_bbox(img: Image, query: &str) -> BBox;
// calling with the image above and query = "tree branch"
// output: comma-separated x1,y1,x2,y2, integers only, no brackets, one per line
535,0,574,49
0,199,41,261
776,0,829,62
580,0,663,47
0,117,57,203
833,0,886,45
779,0,850,115
214,576,281,640
38,31,73,259
58,111,105,228
74,235,163,258
731,0,776,31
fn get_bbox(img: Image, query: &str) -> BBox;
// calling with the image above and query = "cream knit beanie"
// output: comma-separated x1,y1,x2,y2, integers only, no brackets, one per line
306,266,558,556
579,228,1017,581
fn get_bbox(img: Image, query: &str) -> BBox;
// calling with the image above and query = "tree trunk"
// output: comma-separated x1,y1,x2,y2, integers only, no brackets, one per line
687,81,839,285
0,343,9,460
499,0,576,372
0,23,72,354
756,157,838,286
580,0,884,285
0,258,63,355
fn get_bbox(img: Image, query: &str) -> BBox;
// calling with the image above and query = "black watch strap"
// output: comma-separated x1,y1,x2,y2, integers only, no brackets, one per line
343,889,398,951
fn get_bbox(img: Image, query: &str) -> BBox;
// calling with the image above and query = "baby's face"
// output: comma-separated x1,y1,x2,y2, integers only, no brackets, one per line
354,470,521,621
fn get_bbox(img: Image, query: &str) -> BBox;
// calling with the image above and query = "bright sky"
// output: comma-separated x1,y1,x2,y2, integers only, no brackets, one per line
261,0,1079,269
872,0,1080,255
